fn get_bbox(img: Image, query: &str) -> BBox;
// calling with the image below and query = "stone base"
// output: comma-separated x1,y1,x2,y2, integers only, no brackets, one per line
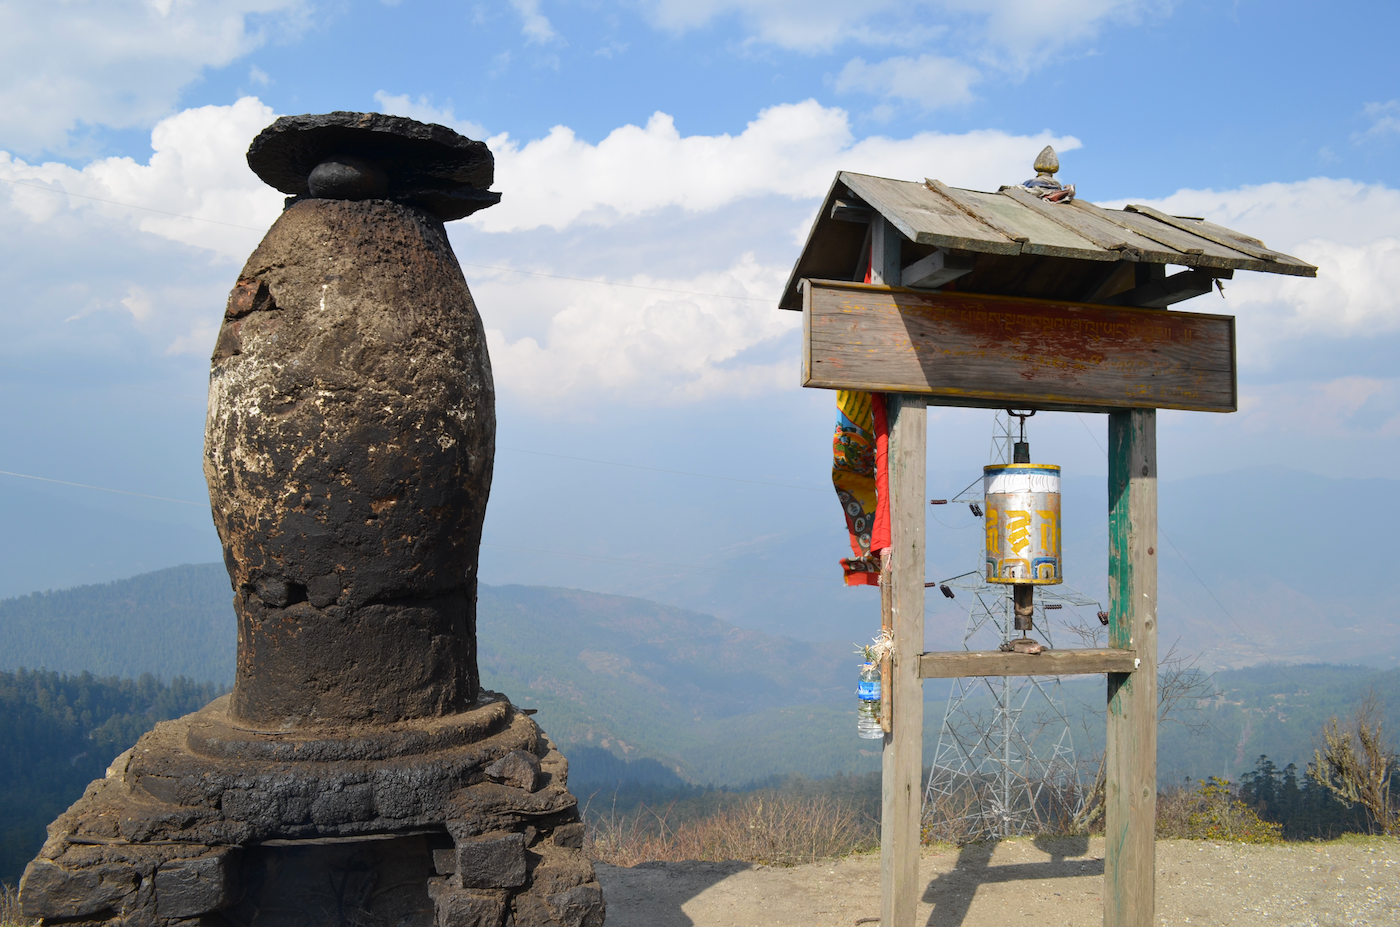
19,693,604,927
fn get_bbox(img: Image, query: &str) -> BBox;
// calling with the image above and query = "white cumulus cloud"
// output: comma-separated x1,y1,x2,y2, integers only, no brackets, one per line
0,97,283,261
373,92,490,141
510,0,559,44
1118,178,1400,365
473,100,1079,233
639,0,1160,65
477,254,796,407
0,0,306,156
833,55,981,109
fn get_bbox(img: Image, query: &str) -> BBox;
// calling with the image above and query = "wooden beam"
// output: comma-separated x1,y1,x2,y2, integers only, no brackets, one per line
831,198,874,224
802,280,1238,413
870,216,902,286
880,395,926,927
901,249,973,289
1105,409,1158,927
919,648,1138,678
1101,268,1232,309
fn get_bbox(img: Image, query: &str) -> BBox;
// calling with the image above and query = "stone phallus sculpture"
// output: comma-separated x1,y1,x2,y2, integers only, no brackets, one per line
19,112,605,927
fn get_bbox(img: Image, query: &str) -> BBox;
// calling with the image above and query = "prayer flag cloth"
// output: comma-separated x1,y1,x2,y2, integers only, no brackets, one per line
833,390,889,586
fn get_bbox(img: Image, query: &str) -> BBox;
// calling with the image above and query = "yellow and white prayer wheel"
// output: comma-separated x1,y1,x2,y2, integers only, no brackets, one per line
984,463,1062,584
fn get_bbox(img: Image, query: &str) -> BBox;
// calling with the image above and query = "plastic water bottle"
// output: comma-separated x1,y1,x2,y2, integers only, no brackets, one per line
857,662,883,739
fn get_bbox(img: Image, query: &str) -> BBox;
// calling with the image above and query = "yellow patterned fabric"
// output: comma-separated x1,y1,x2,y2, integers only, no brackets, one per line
833,390,881,585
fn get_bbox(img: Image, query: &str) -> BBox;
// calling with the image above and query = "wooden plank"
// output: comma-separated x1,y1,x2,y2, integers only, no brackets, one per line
802,280,1237,413
919,648,1138,678
1107,210,1313,276
1127,203,1281,262
1105,410,1158,927
952,188,1113,262
1069,200,1210,265
1002,185,1142,254
843,172,1021,255
923,178,1029,246
880,394,926,927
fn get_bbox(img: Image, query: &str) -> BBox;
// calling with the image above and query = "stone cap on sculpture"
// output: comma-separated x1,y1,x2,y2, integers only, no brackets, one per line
247,111,501,221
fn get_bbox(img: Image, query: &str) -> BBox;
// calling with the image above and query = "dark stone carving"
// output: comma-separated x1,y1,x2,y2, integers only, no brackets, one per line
206,196,493,727
247,112,501,220
20,113,604,927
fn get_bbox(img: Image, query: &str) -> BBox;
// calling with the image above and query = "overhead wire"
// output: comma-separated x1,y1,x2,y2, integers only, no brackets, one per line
0,365,829,494
0,362,205,400
496,446,825,492
0,469,202,506
0,175,779,303
1072,411,1251,639
482,543,826,582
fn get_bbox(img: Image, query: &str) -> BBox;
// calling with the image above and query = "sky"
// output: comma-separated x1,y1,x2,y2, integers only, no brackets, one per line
1,0,1398,640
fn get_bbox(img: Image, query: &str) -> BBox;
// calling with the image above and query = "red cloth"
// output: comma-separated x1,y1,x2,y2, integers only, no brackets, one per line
870,394,890,555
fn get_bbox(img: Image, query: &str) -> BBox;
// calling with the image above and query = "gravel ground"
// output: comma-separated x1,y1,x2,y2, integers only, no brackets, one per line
595,836,1399,926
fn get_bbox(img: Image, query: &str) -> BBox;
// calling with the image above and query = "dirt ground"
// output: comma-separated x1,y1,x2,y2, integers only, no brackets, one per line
594,836,1399,927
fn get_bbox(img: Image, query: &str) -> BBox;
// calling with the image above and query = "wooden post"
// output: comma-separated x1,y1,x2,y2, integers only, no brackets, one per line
1105,409,1158,927
880,393,926,927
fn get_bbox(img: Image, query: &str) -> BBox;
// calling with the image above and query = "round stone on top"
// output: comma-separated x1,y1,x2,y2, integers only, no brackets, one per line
246,111,501,221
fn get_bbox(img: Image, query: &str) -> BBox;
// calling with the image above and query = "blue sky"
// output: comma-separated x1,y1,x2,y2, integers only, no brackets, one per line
1,0,1398,633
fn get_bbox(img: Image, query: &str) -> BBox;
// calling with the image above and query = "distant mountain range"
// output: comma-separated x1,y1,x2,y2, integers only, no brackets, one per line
2,565,1398,788
5,466,1397,672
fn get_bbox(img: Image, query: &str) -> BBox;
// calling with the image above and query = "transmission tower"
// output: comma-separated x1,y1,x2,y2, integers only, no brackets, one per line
922,412,1097,839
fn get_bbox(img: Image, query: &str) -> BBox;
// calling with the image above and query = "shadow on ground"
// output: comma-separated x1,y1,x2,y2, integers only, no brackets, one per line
922,836,1103,927
595,859,752,927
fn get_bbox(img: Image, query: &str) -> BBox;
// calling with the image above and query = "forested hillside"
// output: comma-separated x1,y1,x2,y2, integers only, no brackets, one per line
0,565,235,683
0,670,223,885
3,566,1398,790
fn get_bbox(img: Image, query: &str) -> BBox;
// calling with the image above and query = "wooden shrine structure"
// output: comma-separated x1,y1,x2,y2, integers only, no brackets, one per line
781,153,1315,927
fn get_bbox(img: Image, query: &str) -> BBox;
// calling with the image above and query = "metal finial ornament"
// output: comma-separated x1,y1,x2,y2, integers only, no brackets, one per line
1022,145,1075,203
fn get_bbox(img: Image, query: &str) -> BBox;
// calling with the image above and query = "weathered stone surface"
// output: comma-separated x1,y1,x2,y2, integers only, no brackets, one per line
486,749,543,792
19,859,138,920
429,884,508,927
550,822,586,849
246,112,500,220
153,849,240,918
512,886,606,927
20,115,601,927
456,832,527,889
206,198,495,728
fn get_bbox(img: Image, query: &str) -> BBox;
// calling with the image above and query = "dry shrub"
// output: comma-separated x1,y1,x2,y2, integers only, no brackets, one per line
922,770,1095,845
1309,689,1399,835
2,884,35,927
921,781,985,845
1156,778,1282,844
585,793,875,867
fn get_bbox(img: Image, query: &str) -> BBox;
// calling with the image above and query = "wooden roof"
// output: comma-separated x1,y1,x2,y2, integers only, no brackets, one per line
779,171,1317,311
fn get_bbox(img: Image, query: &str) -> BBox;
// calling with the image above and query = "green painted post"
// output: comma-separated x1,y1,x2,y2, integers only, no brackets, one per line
1105,409,1158,927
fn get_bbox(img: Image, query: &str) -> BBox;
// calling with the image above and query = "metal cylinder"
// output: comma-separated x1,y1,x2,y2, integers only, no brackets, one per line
984,462,1062,585
1013,583,1034,631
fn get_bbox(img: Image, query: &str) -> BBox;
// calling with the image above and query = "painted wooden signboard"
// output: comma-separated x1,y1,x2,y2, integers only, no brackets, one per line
801,279,1237,413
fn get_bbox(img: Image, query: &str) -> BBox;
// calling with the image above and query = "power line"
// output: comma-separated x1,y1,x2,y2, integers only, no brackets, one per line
460,263,774,302
0,176,779,303
1072,412,1251,638
0,362,204,400
0,469,202,506
481,543,827,582
0,176,270,232
497,445,826,492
